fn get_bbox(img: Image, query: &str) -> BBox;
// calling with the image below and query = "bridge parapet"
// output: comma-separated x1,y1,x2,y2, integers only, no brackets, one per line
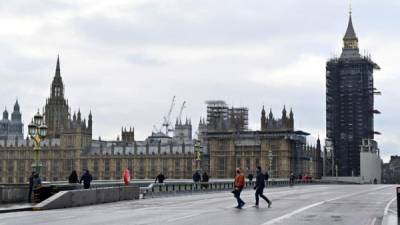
141,179,317,198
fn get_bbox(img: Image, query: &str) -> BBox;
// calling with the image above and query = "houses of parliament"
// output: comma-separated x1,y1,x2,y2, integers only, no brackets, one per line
0,57,322,183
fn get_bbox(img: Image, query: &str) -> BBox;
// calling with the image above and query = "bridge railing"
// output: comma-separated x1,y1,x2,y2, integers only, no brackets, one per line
141,179,318,198
0,179,319,203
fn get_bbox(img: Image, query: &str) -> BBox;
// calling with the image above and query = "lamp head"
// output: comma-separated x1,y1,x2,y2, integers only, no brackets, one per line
33,111,43,125
28,120,37,136
38,125,48,138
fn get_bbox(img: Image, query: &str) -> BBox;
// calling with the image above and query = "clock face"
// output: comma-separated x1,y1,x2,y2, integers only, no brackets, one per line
344,40,358,49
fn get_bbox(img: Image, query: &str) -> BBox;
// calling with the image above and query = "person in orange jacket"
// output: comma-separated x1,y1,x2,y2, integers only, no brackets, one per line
123,168,131,186
233,168,245,208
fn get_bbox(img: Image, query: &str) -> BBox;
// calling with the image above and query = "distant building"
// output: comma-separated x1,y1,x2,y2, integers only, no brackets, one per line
360,139,381,183
200,103,322,179
0,100,23,143
205,100,248,131
0,56,196,183
173,118,192,143
382,156,400,184
325,12,381,176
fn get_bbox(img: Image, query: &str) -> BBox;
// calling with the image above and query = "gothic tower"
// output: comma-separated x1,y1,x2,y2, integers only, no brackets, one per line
261,106,266,131
326,11,380,176
45,56,70,138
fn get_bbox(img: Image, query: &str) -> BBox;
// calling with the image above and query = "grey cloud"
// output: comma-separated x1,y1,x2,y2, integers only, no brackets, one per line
0,0,398,163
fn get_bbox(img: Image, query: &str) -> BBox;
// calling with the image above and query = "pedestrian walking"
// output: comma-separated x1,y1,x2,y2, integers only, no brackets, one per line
68,170,79,184
28,172,35,203
247,173,254,183
233,168,245,209
201,172,209,189
32,172,42,188
289,172,295,186
192,171,201,182
253,166,271,208
80,170,93,189
123,168,131,186
155,172,166,183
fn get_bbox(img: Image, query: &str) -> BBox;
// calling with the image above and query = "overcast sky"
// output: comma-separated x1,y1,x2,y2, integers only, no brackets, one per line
0,0,398,162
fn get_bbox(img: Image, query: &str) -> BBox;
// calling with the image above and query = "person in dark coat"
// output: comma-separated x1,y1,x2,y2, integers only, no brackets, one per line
247,173,254,183
201,172,209,189
68,170,79,184
192,171,201,182
289,172,295,186
80,170,93,189
253,166,271,208
28,172,35,203
155,172,166,183
32,173,42,188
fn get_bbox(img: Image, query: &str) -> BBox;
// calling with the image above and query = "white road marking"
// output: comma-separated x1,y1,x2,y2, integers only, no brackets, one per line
260,186,390,225
383,196,396,216
59,216,76,219
387,209,397,214
167,213,201,222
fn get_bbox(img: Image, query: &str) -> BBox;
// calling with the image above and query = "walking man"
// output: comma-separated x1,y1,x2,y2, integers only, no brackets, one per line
289,172,295,187
253,166,271,208
233,168,245,209
201,171,209,189
28,172,35,203
80,170,93,189
155,172,166,183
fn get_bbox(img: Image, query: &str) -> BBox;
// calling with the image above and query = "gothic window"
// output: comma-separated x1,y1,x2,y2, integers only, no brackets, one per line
116,160,121,178
55,87,61,97
236,158,241,168
246,158,250,170
105,159,110,173
186,159,192,175
81,159,88,170
8,161,14,173
175,159,180,177
139,160,145,179
150,159,156,176
128,159,133,173
217,157,225,171
93,160,98,173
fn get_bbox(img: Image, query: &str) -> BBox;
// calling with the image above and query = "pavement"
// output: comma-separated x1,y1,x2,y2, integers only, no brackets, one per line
0,184,397,225
0,203,33,213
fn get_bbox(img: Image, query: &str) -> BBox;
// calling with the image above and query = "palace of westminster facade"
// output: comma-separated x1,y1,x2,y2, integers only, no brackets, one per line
0,57,322,183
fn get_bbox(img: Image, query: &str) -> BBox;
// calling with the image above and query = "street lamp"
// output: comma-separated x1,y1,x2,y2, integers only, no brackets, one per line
194,140,202,171
268,149,273,178
28,110,48,176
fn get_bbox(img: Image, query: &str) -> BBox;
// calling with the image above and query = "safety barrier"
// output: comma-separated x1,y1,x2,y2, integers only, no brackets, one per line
141,179,317,198
0,179,318,203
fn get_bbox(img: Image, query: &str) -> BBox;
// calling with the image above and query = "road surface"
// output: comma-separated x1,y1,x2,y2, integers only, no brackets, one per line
0,184,397,225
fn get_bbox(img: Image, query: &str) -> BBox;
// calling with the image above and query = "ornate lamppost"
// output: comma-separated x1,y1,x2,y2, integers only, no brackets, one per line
28,110,48,176
194,140,202,171
268,149,273,178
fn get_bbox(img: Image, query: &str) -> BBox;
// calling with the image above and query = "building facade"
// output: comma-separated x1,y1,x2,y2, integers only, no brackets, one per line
202,104,322,179
382,156,400,184
325,13,380,176
0,57,196,183
0,57,324,184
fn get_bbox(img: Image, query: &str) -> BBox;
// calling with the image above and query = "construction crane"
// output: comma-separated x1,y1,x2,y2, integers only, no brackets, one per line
178,101,186,123
162,96,176,136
